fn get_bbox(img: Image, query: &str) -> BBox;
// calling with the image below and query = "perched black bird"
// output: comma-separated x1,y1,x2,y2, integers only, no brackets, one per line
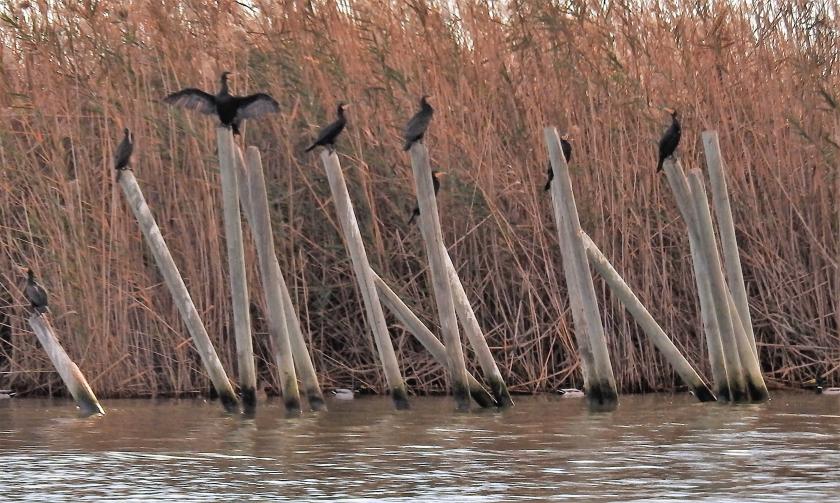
305,103,349,152
408,170,445,225
163,72,279,135
24,269,48,315
657,108,681,172
114,128,133,181
544,134,573,192
403,95,434,151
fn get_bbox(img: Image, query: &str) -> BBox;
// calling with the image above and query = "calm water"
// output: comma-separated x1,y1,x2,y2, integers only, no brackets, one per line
1,393,839,501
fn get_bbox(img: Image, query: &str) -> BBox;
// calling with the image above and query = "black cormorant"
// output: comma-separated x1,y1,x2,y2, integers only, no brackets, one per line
114,128,133,180
24,269,48,315
403,95,434,151
657,108,681,172
544,133,573,192
163,72,279,135
305,103,349,152
407,170,445,225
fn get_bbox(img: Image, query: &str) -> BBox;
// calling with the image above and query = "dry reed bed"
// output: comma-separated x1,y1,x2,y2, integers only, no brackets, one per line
0,0,838,397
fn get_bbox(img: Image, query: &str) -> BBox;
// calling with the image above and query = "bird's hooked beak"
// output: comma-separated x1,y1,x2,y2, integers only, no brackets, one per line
561,133,573,141
434,171,447,178
663,107,677,117
221,71,233,83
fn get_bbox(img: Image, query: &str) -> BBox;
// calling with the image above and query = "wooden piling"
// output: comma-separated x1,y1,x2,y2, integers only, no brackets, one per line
119,170,239,412
320,150,410,409
544,127,618,409
371,271,496,408
216,127,257,412
408,143,471,411
580,232,716,402
241,147,301,413
725,288,769,401
442,249,513,407
702,131,759,360
29,315,104,416
662,159,731,401
686,169,749,402
234,147,326,411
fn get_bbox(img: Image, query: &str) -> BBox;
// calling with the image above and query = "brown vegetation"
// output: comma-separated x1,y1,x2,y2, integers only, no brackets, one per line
0,0,838,397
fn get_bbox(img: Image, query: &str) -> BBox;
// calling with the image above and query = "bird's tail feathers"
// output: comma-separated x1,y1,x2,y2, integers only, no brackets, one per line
305,144,317,152
656,158,664,172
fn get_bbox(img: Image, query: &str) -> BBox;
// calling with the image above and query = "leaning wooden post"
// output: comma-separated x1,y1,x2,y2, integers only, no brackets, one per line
442,249,513,407
544,127,618,409
725,288,769,401
216,127,257,412
371,271,496,408
234,147,326,411
662,159,731,401
686,169,749,402
119,170,239,412
702,131,759,360
409,143,471,411
29,315,104,416
580,232,716,402
320,150,410,409
242,147,301,413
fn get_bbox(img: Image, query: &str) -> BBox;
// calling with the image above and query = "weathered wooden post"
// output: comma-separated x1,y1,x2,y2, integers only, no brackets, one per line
442,249,513,407
233,147,326,411
29,315,104,416
580,232,716,401
371,271,496,408
408,143,471,411
119,170,239,412
686,169,750,402
662,159,731,401
216,127,257,412
703,131,758,360
241,147,301,413
725,288,769,401
320,150,410,409
544,127,618,410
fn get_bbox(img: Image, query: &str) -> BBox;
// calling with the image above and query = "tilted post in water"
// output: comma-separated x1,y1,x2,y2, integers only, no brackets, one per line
725,287,769,401
662,159,731,401
442,249,513,407
408,143,471,411
216,127,257,412
579,232,716,402
234,147,326,411
702,131,759,360
544,127,618,410
29,315,104,416
119,170,239,412
686,169,750,402
240,147,301,413
371,271,496,408
320,150,410,409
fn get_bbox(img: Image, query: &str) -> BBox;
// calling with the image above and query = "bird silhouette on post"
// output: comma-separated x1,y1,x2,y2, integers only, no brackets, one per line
408,170,446,225
163,72,279,135
657,108,681,172
24,269,48,315
544,133,573,192
114,128,133,181
403,95,434,151
305,103,349,153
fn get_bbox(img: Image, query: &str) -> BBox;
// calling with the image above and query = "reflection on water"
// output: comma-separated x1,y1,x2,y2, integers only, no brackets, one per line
1,394,839,501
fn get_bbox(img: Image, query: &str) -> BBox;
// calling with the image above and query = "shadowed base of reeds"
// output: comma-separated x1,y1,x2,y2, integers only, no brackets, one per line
586,382,619,411
391,386,411,410
487,375,514,408
305,389,328,411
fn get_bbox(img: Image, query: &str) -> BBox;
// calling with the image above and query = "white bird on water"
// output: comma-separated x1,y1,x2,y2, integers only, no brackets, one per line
331,388,355,400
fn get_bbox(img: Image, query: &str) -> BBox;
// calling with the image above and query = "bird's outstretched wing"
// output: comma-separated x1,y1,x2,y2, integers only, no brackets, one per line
163,89,217,114
235,93,280,121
